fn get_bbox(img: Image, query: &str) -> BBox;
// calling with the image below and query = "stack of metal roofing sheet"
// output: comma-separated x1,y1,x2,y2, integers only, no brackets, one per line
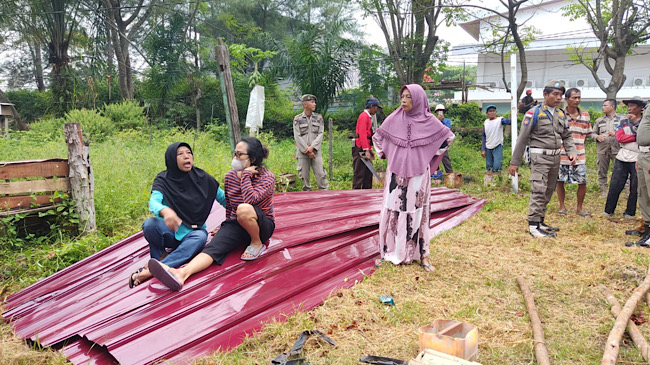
3,188,484,364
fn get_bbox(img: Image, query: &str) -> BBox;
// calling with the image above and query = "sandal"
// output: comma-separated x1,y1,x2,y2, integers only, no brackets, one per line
128,267,144,288
557,209,567,215
241,244,267,261
577,211,591,217
374,258,384,268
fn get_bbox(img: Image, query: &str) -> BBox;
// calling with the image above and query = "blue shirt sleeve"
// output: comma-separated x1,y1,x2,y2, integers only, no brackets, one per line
442,118,452,130
216,187,226,208
481,128,486,151
501,118,512,125
149,190,168,217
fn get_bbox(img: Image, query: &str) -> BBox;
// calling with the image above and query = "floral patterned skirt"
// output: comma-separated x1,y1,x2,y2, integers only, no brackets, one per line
378,167,431,264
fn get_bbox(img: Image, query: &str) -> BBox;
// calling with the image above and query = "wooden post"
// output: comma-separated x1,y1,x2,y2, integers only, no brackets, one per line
328,118,333,180
2,116,6,139
215,37,241,152
64,123,96,234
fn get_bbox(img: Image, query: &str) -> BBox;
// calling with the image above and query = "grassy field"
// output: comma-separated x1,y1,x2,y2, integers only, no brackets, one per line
2,128,650,364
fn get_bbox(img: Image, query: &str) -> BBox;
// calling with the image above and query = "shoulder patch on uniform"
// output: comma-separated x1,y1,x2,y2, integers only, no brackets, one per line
523,118,530,126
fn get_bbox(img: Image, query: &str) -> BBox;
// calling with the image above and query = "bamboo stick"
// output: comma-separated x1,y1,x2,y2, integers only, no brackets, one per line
516,276,551,365
599,284,650,362
601,264,650,365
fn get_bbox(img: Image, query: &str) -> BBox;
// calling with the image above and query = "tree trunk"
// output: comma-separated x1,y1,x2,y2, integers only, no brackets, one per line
30,42,46,92
64,123,96,234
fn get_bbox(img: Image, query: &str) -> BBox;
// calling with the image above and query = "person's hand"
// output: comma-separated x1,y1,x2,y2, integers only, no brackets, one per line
608,131,615,136
508,164,519,176
305,146,314,154
209,226,220,236
367,149,375,161
597,135,605,142
244,165,259,176
308,151,316,159
161,208,182,232
481,150,486,158
569,155,577,165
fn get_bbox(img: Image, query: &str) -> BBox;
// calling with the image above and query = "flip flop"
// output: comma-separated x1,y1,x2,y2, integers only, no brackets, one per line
148,259,182,291
419,262,433,273
374,258,384,268
241,244,267,261
557,209,567,215
577,211,591,217
128,267,144,289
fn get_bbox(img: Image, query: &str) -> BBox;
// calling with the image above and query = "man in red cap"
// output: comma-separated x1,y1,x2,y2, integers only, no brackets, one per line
519,89,536,114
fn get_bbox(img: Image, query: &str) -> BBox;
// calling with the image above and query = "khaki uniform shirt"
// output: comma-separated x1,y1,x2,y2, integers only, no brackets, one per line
511,103,577,166
636,106,650,147
293,111,325,159
592,114,622,154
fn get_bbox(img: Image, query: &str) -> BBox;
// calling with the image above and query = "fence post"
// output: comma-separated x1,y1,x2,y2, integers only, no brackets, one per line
64,123,96,234
328,118,333,180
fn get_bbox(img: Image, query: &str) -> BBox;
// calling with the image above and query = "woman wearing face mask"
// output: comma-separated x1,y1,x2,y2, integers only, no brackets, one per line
372,85,454,273
129,142,226,288
147,137,275,291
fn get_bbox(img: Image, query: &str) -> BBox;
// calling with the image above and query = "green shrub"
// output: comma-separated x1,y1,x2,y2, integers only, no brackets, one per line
64,109,116,143
5,89,54,122
446,102,485,128
102,101,147,130
22,117,66,142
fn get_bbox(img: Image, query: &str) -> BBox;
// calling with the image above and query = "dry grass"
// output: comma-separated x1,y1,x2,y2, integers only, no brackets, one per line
4,178,650,364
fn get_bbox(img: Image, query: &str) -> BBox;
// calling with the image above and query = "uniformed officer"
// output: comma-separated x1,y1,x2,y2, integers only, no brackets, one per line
627,99,650,246
592,99,621,195
509,80,577,237
293,94,329,191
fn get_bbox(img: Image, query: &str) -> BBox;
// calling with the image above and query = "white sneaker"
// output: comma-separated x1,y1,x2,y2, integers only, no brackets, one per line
623,213,635,220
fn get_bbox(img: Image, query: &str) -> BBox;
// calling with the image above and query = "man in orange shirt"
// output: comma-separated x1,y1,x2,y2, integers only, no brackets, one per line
352,98,382,189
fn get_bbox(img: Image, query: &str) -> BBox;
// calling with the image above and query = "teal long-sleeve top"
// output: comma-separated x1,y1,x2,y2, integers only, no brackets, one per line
148,187,226,241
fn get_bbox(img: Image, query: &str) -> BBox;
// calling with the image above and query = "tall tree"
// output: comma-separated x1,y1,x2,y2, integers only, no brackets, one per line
564,0,650,99
459,0,533,103
286,24,356,114
360,0,452,85
100,0,157,100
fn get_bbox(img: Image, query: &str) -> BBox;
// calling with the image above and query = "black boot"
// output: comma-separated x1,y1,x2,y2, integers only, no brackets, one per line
539,220,560,232
625,224,649,237
625,229,650,247
529,222,556,238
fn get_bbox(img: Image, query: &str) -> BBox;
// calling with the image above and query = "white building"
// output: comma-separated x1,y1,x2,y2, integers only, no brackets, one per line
452,0,650,111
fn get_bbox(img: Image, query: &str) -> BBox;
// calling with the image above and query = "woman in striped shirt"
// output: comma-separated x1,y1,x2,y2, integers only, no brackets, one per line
148,137,276,291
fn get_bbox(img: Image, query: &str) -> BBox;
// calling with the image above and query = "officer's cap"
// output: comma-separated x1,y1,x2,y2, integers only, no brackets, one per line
301,94,317,102
622,96,647,107
544,80,566,94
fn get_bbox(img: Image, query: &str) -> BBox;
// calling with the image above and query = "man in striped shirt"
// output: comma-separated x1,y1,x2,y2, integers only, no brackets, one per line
556,88,593,217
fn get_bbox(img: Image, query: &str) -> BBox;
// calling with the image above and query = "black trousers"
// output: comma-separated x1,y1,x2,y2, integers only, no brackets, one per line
605,159,637,216
352,146,373,189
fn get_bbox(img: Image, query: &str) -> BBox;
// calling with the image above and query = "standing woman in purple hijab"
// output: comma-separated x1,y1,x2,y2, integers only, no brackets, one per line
372,84,454,272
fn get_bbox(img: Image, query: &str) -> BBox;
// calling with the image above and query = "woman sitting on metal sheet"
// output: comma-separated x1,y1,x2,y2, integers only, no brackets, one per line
372,84,454,273
129,142,226,288
147,136,276,291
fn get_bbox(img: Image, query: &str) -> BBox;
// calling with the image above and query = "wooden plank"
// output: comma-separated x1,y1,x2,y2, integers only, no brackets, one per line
0,195,60,210
0,204,62,217
0,178,70,195
0,159,69,180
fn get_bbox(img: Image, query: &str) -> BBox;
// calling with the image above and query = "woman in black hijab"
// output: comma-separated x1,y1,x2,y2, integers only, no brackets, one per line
129,142,226,288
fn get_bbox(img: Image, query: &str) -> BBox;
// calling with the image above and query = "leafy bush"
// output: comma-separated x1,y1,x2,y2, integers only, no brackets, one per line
446,102,485,128
5,89,55,122
102,101,147,130
64,109,116,143
21,117,67,142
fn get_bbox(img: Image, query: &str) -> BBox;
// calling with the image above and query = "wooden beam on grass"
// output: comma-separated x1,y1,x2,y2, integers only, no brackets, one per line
516,276,551,365
601,263,650,365
599,284,650,362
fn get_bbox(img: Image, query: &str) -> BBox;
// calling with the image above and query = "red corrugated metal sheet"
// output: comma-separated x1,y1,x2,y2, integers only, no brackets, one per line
3,188,484,364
